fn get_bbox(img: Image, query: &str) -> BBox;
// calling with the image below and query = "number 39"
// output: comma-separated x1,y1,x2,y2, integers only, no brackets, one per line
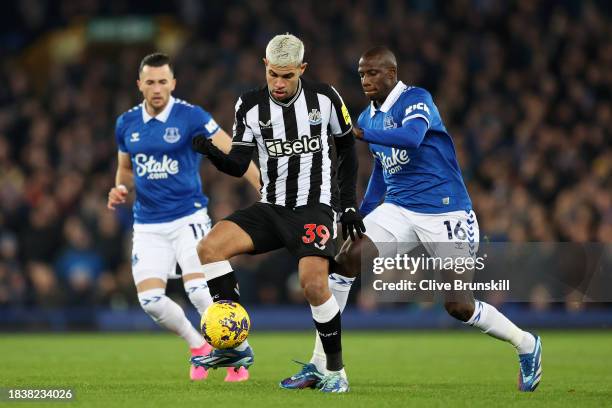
302,224,331,246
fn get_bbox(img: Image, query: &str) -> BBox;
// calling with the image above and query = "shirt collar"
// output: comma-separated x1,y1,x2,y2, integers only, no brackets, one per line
369,81,407,117
142,96,175,123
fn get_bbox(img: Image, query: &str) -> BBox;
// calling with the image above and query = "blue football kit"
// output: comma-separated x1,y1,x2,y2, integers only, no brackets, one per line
357,81,472,215
115,96,220,223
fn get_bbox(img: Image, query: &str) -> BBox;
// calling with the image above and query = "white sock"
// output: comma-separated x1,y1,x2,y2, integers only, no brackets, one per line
138,288,204,349
466,300,534,354
310,274,354,370
311,333,327,373
330,367,348,379
201,260,233,280
516,331,536,355
310,294,340,323
184,278,213,316
328,273,355,313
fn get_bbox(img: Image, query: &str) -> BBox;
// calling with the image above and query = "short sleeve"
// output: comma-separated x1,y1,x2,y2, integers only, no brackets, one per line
115,115,127,152
327,86,352,137
191,106,220,139
400,88,434,130
232,97,255,146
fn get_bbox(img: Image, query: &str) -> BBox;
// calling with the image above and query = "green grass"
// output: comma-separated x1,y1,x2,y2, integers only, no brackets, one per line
1,331,611,407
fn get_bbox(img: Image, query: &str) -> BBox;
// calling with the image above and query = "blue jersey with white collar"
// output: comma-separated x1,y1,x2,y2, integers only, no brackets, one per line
358,82,471,214
115,96,220,223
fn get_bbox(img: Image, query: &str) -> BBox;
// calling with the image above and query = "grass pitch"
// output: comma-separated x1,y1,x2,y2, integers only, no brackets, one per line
1,331,611,407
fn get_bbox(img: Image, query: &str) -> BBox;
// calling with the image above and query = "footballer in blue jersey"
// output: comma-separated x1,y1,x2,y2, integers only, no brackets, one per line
107,53,260,383
295,47,542,392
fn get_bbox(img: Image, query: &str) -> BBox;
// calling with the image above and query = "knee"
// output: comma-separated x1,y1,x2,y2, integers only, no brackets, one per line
302,280,329,303
334,241,362,278
444,301,475,322
196,237,224,264
299,266,330,304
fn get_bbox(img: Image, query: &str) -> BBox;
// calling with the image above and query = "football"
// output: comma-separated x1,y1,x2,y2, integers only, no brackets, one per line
201,301,251,349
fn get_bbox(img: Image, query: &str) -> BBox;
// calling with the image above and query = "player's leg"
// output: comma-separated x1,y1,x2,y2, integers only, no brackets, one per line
191,204,283,371
194,219,254,352
299,235,379,372
277,204,350,392
177,210,251,382
330,203,414,312
307,203,412,375
418,209,541,391
132,227,208,379
298,255,349,392
175,210,214,316
443,290,541,391
172,211,217,379
332,234,380,309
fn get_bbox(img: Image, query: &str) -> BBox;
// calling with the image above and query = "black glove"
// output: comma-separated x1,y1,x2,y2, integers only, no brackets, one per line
192,134,212,155
340,207,366,241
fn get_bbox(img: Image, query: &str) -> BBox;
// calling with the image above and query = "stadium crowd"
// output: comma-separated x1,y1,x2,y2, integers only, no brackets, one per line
0,0,610,311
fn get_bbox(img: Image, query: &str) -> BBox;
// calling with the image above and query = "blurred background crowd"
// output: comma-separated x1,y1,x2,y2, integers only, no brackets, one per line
0,0,610,315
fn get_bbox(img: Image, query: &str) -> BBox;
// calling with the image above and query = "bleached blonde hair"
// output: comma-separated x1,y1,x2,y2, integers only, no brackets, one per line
265,34,304,67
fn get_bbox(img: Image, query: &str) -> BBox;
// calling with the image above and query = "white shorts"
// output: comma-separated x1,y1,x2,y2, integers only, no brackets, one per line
363,203,479,259
131,209,212,285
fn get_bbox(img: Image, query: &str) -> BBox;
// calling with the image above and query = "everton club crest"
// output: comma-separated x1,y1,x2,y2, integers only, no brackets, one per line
383,115,397,129
163,127,181,143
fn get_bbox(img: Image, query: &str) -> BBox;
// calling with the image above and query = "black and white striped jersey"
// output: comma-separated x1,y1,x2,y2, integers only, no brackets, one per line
232,79,353,208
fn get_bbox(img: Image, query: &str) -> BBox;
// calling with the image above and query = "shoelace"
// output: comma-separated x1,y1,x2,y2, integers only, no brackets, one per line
291,360,321,379
318,373,343,390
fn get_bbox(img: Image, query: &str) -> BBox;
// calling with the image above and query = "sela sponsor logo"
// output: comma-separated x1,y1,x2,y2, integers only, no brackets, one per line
134,153,179,180
383,115,397,129
130,132,140,142
405,102,430,116
308,109,322,125
264,134,322,157
163,127,181,143
376,148,410,174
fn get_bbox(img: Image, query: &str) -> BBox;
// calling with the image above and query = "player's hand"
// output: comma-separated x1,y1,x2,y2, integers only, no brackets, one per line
340,207,366,241
107,184,128,210
192,134,212,155
352,126,365,141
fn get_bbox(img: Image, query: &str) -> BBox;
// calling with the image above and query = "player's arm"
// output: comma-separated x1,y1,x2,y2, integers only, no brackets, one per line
335,134,358,211
355,118,428,149
193,97,257,178
108,151,133,210
191,102,258,181
359,157,386,216
354,89,434,149
193,136,254,177
108,115,133,210
209,129,261,192
327,86,357,210
328,86,366,240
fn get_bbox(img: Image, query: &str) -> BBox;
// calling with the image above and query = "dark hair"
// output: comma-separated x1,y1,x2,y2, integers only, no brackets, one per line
138,52,174,75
